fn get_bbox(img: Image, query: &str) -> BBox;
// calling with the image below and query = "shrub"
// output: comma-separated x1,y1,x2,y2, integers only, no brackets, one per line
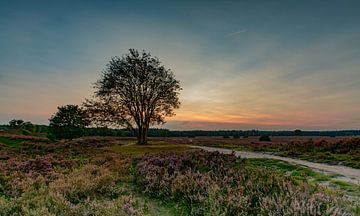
49,105,89,140
259,135,271,141
21,129,31,136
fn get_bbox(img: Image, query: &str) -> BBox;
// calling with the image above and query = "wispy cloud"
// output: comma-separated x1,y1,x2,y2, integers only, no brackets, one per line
228,29,247,36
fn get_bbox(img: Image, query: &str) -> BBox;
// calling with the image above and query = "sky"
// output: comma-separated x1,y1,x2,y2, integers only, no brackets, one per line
0,0,359,130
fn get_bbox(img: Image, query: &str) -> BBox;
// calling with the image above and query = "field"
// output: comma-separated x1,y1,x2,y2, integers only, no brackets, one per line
164,136,360,169
0,134,359,215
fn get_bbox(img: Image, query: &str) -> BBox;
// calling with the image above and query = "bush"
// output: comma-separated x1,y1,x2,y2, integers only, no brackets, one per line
21,129,31,136
46,132,56,141
259,135,271,141
49,127,85,140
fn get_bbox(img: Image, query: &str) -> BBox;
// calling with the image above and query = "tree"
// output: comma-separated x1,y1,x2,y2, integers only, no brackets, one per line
49,105,89,140
84,49,181,144
9,119,24,128
8,119,36,135
294,129,302,136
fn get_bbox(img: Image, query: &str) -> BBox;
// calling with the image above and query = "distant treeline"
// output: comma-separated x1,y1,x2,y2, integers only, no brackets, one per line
148,129,360,137
1,124,359,137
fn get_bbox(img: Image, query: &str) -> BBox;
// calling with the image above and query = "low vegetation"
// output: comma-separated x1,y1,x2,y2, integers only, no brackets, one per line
0,134,359,215
189,137,360,169
134,151,356,215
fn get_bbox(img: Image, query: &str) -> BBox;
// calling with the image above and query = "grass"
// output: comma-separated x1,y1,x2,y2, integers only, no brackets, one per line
246,158,331,183
111,140,191,156
330,180,360,197
246,158,360,202
0,137,24,148
115,182,182,215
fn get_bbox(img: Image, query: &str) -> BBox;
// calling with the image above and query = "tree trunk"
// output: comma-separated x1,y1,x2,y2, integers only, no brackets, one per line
143,126,148,144
137,125,148,145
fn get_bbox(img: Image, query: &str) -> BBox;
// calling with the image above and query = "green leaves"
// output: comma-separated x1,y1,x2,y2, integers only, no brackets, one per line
85,49,182,144
49,105,89,140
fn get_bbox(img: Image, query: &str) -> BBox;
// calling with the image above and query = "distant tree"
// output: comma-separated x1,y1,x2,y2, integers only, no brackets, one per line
8,119,36,135
9,119,24,128
49,105,89,140
294,129,302,136
84,49,181,144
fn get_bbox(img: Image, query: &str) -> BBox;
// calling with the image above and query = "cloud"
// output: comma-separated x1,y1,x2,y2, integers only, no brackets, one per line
228,29,247,36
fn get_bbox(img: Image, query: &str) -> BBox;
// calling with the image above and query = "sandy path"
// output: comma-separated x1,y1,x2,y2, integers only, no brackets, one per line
193,146,360,185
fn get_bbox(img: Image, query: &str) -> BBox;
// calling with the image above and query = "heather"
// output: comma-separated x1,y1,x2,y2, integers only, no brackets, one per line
134,150,355,215
0,136,358,215
0,137,149,215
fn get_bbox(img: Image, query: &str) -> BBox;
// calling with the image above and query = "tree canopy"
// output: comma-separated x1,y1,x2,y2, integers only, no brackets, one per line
49,105,89,140
84,49,181,144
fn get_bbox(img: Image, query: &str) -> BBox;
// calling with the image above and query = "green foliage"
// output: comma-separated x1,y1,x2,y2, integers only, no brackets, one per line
259,135,272,141
84,49,182,144
294,129,302,136
7,119,37,135
247,158,331,183
46,132,56,141
0,137,24,148
49,105,89,140
21,129,31,136
8,119,24,129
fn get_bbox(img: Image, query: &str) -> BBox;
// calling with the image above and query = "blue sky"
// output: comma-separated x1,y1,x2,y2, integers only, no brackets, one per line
1,0,360,130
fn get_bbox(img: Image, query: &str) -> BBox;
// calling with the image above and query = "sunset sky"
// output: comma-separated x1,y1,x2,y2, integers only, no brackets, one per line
1,0,359,130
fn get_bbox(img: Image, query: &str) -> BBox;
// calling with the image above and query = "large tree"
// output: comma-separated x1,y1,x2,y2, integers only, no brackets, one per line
84,49,181,144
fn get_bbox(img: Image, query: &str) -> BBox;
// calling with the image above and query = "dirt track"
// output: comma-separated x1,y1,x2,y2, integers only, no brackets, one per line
194,146,360,185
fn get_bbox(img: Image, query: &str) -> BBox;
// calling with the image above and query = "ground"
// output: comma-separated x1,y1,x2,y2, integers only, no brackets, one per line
0,133,359,215
164,136,360,168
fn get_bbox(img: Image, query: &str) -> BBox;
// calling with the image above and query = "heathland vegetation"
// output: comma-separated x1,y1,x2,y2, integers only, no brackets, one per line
186,136,360,169
0,135,359,215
